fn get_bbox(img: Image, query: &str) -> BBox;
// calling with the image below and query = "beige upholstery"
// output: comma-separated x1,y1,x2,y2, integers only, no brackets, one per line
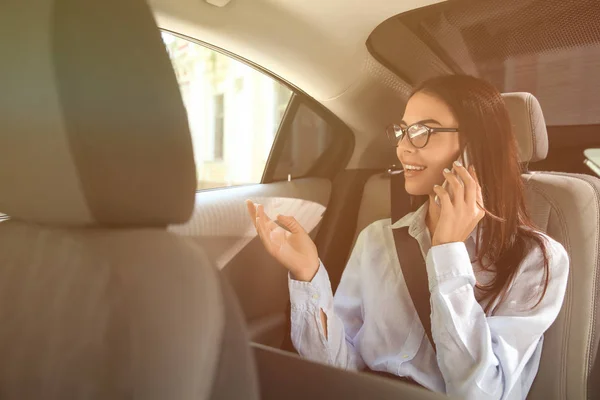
354,93,600,399
0,0,258,399
502,92,549,163
0,0,196,227
523,172,600,399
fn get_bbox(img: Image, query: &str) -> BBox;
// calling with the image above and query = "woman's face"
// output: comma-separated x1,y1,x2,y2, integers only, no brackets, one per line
397,91,462,196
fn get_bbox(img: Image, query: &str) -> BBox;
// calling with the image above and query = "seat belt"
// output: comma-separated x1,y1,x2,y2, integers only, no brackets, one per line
390,171,436,351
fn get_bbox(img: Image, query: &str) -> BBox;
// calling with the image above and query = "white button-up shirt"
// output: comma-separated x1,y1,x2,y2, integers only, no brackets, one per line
288,202,569,399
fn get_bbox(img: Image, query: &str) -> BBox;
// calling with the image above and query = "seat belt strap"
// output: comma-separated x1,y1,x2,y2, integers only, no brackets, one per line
390,172,436,351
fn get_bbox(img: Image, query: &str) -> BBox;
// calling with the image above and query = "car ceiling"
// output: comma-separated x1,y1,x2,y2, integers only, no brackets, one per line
149,0,445,169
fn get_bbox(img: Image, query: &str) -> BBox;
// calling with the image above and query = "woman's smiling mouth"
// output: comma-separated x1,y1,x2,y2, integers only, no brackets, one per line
402,163,427,177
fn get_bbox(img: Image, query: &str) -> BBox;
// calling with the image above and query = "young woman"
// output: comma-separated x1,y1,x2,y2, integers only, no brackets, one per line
246,75,569,399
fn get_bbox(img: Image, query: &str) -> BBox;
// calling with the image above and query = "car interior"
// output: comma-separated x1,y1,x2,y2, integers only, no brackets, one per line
2,0,600,399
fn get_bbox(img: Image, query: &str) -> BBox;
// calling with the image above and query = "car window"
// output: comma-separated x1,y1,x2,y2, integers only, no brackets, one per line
272,102,334,180
368,0,600,126
162,32,293,190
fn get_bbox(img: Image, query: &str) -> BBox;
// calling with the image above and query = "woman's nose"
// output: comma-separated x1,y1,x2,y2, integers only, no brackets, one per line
396,136,415,158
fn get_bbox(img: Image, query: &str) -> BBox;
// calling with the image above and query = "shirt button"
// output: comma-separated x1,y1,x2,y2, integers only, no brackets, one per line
402,355,409,359
312,294,319,300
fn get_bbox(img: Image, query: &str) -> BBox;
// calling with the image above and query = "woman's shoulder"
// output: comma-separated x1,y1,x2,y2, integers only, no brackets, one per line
525,230,567,257
520,229,569,275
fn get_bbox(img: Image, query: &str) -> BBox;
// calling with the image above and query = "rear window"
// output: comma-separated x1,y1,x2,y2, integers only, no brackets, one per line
368,0,600,126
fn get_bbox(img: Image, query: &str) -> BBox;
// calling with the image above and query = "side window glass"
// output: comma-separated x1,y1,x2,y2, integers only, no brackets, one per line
273,103,334,180
162,32,293,190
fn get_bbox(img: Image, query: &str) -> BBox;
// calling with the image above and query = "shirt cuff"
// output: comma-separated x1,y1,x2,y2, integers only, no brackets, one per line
426,242,475,291
288,260,333,312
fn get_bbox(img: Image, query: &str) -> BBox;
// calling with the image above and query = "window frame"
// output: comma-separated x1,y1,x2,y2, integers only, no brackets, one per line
262,94,353,183
161,30,354,191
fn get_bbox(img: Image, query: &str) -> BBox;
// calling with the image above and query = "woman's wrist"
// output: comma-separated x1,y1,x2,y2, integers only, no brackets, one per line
290,259,320,282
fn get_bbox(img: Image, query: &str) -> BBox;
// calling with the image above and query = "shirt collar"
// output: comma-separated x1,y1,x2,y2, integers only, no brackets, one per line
391,200,429,238
391,199,480,243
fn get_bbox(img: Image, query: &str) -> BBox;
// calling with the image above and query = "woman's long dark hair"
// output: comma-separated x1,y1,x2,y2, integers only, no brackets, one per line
413,75,550,314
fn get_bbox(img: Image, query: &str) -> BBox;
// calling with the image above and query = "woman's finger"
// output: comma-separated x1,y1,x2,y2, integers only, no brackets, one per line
257,204,274,226
443,167,464,205
266,218,280,232
260,207,283,238
453,162,477,206
277,214,305,234
256,205,277,245
256,214,278,255
245,200,258,229
433,184,453,210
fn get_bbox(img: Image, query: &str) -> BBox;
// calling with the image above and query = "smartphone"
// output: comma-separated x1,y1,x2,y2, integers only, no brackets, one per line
434,148,470,206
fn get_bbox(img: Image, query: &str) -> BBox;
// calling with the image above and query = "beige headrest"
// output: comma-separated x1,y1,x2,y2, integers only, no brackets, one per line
502,92,549,163
0,0,196,227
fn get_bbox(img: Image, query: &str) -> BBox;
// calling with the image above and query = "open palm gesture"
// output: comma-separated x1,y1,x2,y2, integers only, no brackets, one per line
246,200,319,282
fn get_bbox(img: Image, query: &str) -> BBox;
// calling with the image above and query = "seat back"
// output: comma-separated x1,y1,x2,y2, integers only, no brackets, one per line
0,1,258,399
354,93,600,399
523,172,600,399
252,343,448,400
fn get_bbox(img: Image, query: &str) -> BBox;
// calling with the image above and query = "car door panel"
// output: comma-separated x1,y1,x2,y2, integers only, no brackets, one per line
170,177,331,346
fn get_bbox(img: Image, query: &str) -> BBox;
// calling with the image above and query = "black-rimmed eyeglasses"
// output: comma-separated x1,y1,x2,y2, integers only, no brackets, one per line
386,123,459,149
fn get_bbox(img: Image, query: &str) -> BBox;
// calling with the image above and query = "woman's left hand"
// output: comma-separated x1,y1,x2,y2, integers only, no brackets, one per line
432,162,485,246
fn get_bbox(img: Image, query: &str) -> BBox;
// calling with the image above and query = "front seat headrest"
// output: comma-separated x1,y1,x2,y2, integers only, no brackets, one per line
501,92,549,163
0,0,196,227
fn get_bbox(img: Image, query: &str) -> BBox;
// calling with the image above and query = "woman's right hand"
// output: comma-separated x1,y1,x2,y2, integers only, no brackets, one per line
246,200,320,282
